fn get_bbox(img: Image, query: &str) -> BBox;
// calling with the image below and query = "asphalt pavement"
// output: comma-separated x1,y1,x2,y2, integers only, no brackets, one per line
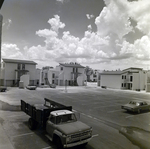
0,83,149,149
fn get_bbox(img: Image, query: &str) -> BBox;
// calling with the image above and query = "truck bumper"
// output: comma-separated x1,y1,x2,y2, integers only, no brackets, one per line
64,137,91,148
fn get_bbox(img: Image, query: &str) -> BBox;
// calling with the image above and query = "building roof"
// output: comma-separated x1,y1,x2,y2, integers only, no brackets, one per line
59,62,85,68
123,67,143,71
2,58,37,65
100,71,122,75
100,67,144,75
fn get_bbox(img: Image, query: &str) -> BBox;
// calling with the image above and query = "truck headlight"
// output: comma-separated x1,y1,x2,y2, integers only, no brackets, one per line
66,136,72,142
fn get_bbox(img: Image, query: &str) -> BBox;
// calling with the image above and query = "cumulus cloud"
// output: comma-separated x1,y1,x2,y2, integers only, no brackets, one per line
2,43,24,59
2,0,150,69
47,15,65,33
86,14,94,19
56,0,64,3
2,19,12,29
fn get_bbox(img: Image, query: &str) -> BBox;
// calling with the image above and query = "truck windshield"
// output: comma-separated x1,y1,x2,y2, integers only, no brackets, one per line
56,114,77,124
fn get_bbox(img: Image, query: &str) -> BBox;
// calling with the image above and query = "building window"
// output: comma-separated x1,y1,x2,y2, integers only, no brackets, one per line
45,73,48,78
122,75,124,79
18,64,21,70
52,73,55,78
61,67,63,71
122,83,123,87
76,68,78,73
124,75,126,79
22,64,25,70
52,80,55,84
130,76,133,82
73,68,75,73
124,83,126,87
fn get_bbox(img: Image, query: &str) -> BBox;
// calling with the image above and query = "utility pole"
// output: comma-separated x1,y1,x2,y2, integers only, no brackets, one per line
0,0,5,86
0,0,4,9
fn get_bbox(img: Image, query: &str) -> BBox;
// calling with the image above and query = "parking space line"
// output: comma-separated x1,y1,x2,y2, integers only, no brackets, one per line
92,134,99,138
107,110,122,113
126,115,134,118
12,132,34,138
42,146,52,149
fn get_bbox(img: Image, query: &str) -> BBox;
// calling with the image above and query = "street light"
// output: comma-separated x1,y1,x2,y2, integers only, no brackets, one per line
65,79,67,93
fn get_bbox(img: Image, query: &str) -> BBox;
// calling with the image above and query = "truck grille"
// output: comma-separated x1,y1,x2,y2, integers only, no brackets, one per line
70,130,91,143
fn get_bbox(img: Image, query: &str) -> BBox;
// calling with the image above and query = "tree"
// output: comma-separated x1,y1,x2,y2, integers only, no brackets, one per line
84,66,93,82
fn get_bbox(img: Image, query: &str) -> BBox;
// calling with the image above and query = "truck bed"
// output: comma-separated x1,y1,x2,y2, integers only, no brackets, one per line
21,98,72,127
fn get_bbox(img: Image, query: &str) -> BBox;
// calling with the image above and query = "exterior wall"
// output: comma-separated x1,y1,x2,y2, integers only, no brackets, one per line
2,61,37,87
61,66,85,86
0,15,2,67
90,70,98,82
20,74,29,87
101,75,121,89
40,64,85,86
48,70,59,85
4,63,16,80
132,73,139,90
146,71,150,92
35,69,41,86
121,70,146,90
77,75,86,86
25,64,36,80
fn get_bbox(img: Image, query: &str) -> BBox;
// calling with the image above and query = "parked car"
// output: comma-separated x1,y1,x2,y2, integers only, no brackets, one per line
26,85,37,90
0,86,7,92
121,100,150,113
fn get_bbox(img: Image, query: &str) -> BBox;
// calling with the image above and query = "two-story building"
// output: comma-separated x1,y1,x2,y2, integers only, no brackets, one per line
121,68,146,91
40,66,59,86
0,58,38,87
56,62,86,86
90,70,99,82
98,67,147,91
41,62,86,86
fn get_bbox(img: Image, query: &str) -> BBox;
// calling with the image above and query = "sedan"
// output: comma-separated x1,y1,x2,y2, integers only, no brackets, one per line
121,100,150,113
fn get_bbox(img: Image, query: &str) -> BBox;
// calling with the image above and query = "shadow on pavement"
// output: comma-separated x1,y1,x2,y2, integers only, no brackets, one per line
0,100,21,111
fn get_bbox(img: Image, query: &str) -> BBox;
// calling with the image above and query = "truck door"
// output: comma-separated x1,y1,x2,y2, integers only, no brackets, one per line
46,115,56,139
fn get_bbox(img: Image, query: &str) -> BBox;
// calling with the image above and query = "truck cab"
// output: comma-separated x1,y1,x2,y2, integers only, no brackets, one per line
46,110,92,148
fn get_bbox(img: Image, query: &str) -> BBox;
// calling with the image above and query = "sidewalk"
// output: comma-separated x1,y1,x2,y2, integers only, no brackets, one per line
0,124,14,149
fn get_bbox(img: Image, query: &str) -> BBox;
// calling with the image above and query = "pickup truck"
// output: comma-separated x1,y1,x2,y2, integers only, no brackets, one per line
21,98,92,149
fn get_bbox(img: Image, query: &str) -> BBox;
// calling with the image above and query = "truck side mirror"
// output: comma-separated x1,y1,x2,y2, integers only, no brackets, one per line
74,111,80,120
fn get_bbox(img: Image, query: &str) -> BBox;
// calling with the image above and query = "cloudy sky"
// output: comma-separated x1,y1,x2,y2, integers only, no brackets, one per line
0,0,150,70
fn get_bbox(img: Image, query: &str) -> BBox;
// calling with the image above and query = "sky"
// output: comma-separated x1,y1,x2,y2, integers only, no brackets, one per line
0,0,150,70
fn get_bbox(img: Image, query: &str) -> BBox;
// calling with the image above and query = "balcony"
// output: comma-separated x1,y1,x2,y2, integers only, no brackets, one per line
122,78,131,83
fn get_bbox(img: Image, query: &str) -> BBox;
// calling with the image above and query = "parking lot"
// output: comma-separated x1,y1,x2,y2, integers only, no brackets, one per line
0,84,150,149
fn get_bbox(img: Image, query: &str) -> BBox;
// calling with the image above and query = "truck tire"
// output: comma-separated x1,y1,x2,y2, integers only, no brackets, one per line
28,118,38,130
56,137,63,149
137,109,141,114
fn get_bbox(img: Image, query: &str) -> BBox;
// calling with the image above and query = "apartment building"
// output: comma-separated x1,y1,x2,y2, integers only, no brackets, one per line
40,66,59,86
98,67,147,91
0,58,38,87
90,70,99,82
57,62,86,86
121,68,146,90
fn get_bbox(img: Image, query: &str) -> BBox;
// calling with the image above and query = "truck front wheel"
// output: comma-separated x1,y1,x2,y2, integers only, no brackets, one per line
56,137,63,149
28,118,38,130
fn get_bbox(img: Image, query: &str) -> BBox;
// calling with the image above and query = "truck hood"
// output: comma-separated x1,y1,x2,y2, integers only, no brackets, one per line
123,104,136,109
56,121,91,135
